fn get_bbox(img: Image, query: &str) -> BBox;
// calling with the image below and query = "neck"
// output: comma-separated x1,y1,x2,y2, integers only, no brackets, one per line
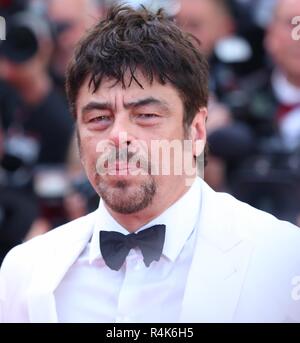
105,176,196,232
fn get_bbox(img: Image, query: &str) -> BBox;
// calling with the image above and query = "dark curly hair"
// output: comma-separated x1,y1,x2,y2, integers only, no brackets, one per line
66,5,209,127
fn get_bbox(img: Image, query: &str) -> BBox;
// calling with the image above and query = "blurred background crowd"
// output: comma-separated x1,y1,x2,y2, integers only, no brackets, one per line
0,0,300,264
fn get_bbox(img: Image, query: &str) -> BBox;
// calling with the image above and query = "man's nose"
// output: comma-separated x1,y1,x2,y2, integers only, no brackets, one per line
108,115,135,147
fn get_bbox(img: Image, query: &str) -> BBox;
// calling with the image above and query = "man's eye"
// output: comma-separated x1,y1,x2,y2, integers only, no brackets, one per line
138,113,159,119
135,113,161,126
89,115,111,123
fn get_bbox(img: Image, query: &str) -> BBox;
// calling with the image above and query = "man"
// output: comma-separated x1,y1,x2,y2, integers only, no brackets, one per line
0,5,300,323
264,0,300,149
210,0,300,224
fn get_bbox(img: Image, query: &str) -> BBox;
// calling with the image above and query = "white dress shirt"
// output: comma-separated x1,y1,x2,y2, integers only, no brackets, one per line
272,70,300,105
272,70,300,150
54,178,202,323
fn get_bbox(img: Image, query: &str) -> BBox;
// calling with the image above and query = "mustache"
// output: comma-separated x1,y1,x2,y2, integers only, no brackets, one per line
96,147,151,174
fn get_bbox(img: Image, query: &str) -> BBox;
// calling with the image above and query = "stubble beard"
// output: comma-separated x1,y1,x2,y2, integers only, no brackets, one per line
96,175,157,214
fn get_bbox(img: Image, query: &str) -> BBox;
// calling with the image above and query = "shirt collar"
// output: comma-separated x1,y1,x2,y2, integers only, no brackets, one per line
272,69,300,105
89,177,202,264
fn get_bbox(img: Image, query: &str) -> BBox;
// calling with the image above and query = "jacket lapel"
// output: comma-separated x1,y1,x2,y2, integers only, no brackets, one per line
27,212,96,323
180,181,254,322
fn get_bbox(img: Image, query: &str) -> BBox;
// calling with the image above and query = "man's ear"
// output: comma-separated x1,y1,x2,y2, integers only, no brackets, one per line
190,107,207,157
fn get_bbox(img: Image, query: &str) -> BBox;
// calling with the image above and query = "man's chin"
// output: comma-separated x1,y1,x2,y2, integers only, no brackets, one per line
95,174,156,214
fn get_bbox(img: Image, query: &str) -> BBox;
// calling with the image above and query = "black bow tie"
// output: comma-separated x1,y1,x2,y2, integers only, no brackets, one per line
99,225,166,271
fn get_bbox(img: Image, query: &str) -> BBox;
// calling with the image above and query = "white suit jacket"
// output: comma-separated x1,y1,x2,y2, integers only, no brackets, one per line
0,179,300,323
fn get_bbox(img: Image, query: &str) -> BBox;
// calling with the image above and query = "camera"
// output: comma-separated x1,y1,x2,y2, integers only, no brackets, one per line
0,9,51,64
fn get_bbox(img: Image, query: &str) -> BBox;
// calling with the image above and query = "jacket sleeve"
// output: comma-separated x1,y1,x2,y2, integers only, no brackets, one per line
0,245,33,322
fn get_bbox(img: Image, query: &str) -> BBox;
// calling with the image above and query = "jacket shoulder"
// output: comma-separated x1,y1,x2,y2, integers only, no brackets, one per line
200,179,300,241
222,191,298,239
0,211,97,322
199,180,300,322
0,211,97,289
3,211,96,264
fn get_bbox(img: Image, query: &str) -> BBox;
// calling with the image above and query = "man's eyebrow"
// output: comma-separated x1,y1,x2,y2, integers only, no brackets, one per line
124,97,170,111
81,97,170,116
81,101,112,115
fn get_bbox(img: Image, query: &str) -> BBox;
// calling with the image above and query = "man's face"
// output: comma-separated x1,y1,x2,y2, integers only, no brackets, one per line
265,0,300,79
176,0,234,56
76,71,206,215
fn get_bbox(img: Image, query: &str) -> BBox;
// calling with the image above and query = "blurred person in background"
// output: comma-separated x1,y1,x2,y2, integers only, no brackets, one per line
47,0,105,90
265,0,300,140
208,0,300,224
175,0,267,98
175,0,235,57
0,3,75,253
0,10,74,165
175,0,300,224
175,0,236,190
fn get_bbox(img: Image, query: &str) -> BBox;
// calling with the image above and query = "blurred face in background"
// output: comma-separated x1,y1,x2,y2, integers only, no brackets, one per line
0,56,42,89
47,0,103,76
265,0,300,85
176,0,235,57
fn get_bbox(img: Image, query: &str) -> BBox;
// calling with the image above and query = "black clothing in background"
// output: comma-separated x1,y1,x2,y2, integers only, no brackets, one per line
0,187,38,265
1,82,74,165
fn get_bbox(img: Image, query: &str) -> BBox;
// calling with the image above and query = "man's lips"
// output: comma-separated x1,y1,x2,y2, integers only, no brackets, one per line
105,161,142,174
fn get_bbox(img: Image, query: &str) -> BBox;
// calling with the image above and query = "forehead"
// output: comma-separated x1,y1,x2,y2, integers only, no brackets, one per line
48,0,86,21
275,0,300,19
77,71,183,106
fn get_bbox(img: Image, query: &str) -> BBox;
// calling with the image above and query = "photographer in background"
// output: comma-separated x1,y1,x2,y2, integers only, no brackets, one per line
0,5,76,257
47,0,105,91
0,10,74,165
